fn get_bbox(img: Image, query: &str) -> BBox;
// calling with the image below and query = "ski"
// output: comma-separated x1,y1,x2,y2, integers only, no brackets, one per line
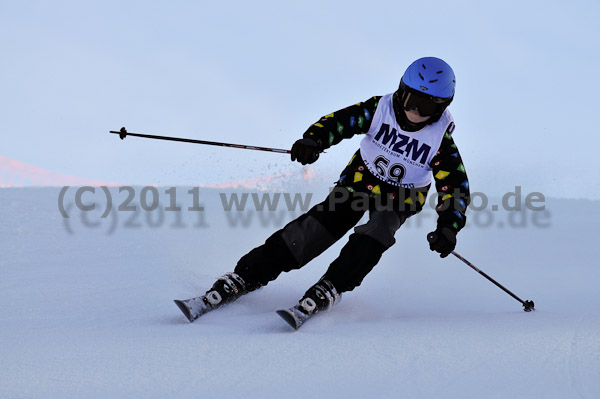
174,296,212,322
174,273,251,322
276,305,314,330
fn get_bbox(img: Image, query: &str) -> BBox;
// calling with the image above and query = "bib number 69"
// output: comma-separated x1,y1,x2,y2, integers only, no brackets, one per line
374,155,406,183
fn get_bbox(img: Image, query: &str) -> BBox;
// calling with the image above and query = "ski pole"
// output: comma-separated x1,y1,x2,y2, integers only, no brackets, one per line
427,234,535,312
109,127,291,154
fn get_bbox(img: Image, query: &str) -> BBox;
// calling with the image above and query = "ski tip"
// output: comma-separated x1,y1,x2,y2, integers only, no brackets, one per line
276,309,300,330
174,300,193,322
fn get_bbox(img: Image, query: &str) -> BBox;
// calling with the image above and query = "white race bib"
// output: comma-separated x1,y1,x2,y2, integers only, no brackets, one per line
359,93,453,188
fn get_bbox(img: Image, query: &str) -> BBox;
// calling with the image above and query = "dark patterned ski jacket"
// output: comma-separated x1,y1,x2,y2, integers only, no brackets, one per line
302,96,470,233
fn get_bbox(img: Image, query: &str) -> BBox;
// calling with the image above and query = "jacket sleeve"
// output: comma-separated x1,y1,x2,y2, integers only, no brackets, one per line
302,96,381,150
429,124,470,232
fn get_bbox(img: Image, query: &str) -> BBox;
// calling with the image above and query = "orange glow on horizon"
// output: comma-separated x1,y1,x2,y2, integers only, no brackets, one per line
0,156,122,187
0,156,325,189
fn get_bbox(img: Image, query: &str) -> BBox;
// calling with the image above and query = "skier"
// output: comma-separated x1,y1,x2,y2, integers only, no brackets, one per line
175,57,470,328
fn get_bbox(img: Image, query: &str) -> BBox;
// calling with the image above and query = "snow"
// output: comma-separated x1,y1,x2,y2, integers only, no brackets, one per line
1,187,599,398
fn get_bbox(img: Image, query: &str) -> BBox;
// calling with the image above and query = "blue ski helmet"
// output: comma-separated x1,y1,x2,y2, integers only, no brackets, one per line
400,57,455,100
393,57,455,131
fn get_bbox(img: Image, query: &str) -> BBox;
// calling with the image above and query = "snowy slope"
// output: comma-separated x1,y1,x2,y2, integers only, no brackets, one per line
1,187,599,398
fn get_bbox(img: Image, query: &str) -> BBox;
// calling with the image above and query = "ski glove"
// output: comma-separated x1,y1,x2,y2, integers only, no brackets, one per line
427,227,457,258
291,138,322,165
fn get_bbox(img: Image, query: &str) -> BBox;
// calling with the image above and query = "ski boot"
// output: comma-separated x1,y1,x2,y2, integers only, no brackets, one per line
174,272,254,322
276,279,341,330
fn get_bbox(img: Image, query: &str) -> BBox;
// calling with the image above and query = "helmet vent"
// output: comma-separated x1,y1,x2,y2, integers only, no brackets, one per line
437,71,443,74
422,64,427,69
418,72,424,80
429,79,439,83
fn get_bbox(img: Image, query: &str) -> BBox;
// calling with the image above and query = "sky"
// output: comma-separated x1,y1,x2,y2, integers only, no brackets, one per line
1,0,599,198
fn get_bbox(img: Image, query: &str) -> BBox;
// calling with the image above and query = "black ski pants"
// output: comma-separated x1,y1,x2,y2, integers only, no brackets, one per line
234,186,418,293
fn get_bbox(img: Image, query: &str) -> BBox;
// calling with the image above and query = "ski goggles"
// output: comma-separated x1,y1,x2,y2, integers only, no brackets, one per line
400,82,451,117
